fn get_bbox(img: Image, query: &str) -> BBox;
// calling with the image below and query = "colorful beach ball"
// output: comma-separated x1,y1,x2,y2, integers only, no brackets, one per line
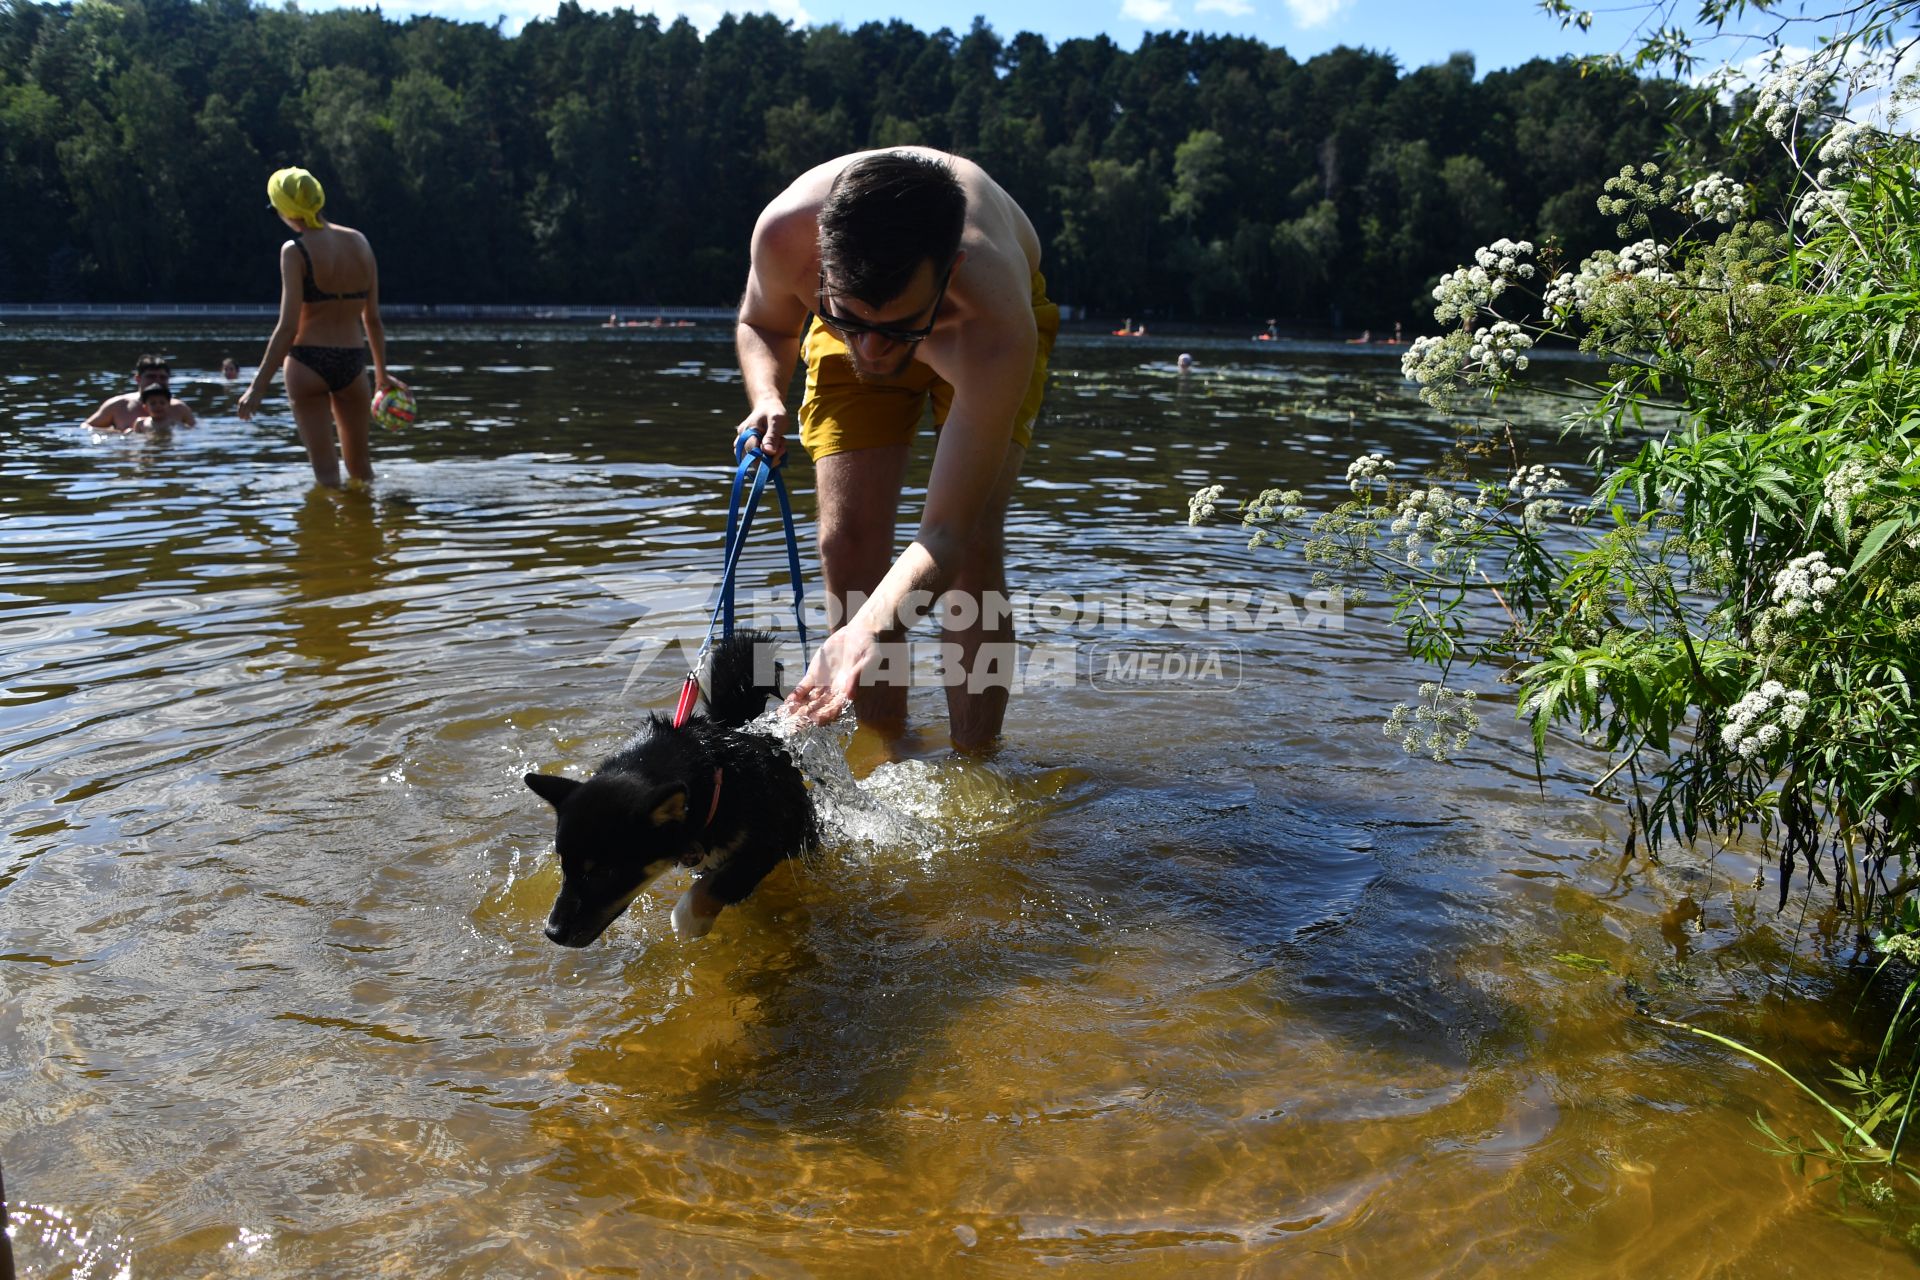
373,385,417,430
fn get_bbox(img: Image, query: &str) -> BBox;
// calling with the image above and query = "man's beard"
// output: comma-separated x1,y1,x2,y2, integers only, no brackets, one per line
848,348,916,381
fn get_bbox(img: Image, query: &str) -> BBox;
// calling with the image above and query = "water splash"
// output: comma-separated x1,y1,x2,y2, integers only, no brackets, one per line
762,712,1051,860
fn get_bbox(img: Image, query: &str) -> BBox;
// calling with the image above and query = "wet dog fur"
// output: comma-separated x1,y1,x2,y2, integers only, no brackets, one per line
525,632,817,945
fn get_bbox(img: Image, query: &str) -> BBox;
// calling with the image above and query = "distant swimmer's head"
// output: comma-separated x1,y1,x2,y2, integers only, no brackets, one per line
266,167,329,230
818,151,966,310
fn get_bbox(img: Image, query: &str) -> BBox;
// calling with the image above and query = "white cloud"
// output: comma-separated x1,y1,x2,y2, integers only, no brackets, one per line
1281,0,1352,28
1196,0,1253,15
1120,0,1176,22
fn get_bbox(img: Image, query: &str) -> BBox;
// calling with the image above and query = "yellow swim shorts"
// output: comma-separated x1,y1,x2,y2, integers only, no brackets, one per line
797,268,1060,461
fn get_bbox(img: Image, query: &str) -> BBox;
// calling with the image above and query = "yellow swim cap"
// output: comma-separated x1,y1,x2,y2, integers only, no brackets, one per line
266,167,328,229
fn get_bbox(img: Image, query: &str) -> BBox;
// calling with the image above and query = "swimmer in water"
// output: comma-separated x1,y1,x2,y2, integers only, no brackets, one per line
132,381,194,430
85,354,195,431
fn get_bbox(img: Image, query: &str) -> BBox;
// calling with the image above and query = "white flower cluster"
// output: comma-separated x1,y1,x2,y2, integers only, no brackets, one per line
1544,242,1674,323
1522,497,1566,533
1188,483,1224,526
1400,334,1453,385
1431,266,1501,326
1769,551,1846,618
1432,239,1535,326
1390,484,1489,567
1794,187,1848,227
1754,62,1836,139
1243,487,1306,523
1242,489,1308,548
1391,485,1468,535
1683,173,1747,224
1509,471,1568,532
1508,464,1565,500
1513,467,1571,530
1474,238,1536,278
1346,452,1395,494
1819,121,1874,167
1823,458,1875,511
1718,680,1810,759
1467,321,1533,371
1385,681,1480,762
1543,270,1587,321
1615,239,1673,280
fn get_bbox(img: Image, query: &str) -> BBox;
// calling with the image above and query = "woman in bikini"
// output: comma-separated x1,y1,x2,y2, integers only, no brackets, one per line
237,166,405,487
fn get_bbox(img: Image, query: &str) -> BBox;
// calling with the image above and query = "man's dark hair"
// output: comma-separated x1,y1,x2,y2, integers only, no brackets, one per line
818,152,966,306
134,354,169,375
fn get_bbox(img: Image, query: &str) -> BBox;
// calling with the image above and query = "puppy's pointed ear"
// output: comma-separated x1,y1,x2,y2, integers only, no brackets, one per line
524,772,581,808
648,783,689,826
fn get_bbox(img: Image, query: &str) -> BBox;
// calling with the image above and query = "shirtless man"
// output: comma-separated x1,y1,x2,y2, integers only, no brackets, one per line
734,148,1058,752
85,354,196,432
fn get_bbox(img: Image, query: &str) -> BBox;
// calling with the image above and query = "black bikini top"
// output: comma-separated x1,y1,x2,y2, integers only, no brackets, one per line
291,233,369,303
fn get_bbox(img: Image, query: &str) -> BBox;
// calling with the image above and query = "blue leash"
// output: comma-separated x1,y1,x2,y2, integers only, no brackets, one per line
673,432,808,726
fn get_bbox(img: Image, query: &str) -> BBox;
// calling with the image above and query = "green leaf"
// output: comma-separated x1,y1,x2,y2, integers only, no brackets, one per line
1851,517,1906,577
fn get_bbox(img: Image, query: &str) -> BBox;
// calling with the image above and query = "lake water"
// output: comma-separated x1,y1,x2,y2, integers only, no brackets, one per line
0,323,1910,1277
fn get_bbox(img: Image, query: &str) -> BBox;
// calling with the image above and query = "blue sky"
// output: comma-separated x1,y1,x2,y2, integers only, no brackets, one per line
298,0,1746,75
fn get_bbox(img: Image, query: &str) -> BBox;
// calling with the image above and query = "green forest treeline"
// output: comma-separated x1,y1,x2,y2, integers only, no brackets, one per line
2,0,1727,323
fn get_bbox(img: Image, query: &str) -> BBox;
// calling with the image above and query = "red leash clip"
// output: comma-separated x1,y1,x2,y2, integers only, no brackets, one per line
671,670,701,729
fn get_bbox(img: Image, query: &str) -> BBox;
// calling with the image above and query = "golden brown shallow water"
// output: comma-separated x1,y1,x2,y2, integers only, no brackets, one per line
0,323,1913,1277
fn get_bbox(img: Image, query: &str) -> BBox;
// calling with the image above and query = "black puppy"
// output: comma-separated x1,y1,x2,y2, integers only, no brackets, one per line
525,632,818,945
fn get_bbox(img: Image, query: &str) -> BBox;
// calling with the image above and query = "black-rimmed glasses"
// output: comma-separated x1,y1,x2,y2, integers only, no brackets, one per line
815,260,955,346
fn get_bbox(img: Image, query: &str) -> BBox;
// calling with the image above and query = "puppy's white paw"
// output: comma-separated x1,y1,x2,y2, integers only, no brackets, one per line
672,888,717,940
